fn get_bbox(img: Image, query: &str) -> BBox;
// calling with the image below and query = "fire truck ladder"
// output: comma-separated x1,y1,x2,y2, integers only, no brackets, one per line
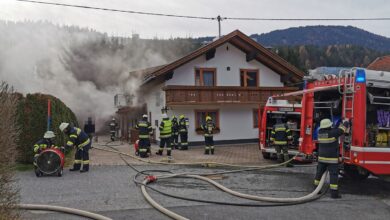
338,69,355,160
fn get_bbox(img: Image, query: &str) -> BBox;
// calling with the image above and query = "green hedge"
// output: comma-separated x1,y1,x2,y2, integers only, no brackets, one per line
16,93,78,163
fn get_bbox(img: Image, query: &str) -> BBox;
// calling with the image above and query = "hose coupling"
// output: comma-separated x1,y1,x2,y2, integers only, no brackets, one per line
145,175,157,183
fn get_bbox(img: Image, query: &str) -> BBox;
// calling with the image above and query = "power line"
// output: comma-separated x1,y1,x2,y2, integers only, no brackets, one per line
15,0,214,20
226,17,390,21
16,0,390,21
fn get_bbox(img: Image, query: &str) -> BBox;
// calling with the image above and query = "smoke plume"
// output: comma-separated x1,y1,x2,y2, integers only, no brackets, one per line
0,20,172,130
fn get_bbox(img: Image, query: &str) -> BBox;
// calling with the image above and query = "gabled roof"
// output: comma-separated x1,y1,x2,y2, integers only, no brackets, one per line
143,29,305,84
367,55,390,72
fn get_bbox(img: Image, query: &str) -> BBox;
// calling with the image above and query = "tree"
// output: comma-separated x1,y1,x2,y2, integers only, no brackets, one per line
0,82,20,220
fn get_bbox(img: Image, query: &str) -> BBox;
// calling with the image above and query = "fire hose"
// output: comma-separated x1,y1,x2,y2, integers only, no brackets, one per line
140,171,327,220
16,204,112,220
99,144,328,220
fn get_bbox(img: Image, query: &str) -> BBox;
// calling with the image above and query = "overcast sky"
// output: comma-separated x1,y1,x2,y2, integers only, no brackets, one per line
1,0,390,38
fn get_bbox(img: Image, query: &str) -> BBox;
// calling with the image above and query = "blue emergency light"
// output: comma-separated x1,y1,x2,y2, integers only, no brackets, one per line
355,69,366,83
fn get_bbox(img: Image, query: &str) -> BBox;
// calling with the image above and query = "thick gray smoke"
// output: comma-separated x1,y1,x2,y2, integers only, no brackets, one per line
0,21,169,130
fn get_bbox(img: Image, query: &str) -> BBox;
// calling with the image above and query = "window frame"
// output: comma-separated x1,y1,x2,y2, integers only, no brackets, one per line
195,67,217,86
194,109,220,129
240,69,259,87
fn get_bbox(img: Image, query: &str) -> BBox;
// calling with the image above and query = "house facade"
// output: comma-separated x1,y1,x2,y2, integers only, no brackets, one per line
136,30,304,145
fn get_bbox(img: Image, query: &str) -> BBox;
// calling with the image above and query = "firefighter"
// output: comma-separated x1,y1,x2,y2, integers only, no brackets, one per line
109,118,117,141
178,115,189,150
135,114,153,158
171,116,179,150
33,131,58,174
59,122,91,172
83,117,95,142
314,118,349,199
270,118,293,167
201,116,216,155
157,113,172,156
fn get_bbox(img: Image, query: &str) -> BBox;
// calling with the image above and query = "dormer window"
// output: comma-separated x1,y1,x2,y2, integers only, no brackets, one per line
195,68,216,86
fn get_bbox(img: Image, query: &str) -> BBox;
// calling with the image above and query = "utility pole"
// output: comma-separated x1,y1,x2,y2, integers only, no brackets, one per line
217,15,222,38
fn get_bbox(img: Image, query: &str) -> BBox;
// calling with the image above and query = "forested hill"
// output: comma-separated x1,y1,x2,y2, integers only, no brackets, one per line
252,25,390,52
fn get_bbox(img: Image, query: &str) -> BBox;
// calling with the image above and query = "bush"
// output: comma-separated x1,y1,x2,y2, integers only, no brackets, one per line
16,93,78,164
0,82,20,220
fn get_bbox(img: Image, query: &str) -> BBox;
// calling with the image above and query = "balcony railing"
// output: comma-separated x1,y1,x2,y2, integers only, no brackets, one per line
163,85,298,105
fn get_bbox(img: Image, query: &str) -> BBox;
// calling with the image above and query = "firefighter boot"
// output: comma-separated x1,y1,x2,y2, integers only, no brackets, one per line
276,154,283,163
69,163,81,171
331,190,341,199
156,150,163,156
204,148,210,155
167,150,172,157
210,147,214,155
80,164,89,173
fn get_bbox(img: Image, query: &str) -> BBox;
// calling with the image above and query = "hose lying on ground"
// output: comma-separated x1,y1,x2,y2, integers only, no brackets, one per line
102,141,324,220
139,171,328,220
16,204,112,220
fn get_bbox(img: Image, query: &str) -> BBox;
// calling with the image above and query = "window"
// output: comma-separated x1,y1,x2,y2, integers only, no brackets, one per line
253,109,262,128
240,69,259,87
195,110,219,129
195,68,216,86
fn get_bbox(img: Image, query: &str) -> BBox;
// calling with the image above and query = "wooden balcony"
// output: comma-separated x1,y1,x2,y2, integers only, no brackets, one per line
163,85,298,106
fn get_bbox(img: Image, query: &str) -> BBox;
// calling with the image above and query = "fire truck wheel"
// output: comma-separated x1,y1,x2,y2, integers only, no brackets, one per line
262,152,271,159
343,165,369,180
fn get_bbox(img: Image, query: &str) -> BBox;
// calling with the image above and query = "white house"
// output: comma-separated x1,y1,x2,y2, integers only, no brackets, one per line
134,30,304,145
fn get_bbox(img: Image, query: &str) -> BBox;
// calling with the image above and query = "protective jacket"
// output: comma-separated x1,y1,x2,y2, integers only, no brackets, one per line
171,118,179,135
201,121,216,137
66,127,90,149
270,123,292,145
159,118,172,138
179,118,189,134
33,139,57,154
317,122,348,164
135,120,152,139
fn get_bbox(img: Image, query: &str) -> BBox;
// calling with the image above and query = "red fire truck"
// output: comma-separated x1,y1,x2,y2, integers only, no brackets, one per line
259,99,304,160
278,68,390,179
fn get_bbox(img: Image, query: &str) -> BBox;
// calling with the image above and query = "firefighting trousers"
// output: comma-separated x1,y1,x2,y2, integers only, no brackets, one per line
159,137,172,156
138,138,150,158
204,136,214,153
171,134,179,149
73,144,90,171
314,162,339,191
274,144,289,162
179,132,188,150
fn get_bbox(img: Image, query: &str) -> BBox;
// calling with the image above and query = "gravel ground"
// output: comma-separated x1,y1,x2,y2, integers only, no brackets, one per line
17,164,390,220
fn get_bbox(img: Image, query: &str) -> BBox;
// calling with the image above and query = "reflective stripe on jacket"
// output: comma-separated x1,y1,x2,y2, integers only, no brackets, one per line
179,118,188,133
67,127,90,149
201,121,216,137
317,123,347,164
270,123,291,145
159,119,172,138
135,120,152,139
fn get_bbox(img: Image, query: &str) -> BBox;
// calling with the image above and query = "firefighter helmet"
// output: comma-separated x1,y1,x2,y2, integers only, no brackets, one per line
142,114,148,119
43,131,55,139
162,113,168,119
59,122,69,132
320,119,332,129
179,115,185,119
206,116,212,121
